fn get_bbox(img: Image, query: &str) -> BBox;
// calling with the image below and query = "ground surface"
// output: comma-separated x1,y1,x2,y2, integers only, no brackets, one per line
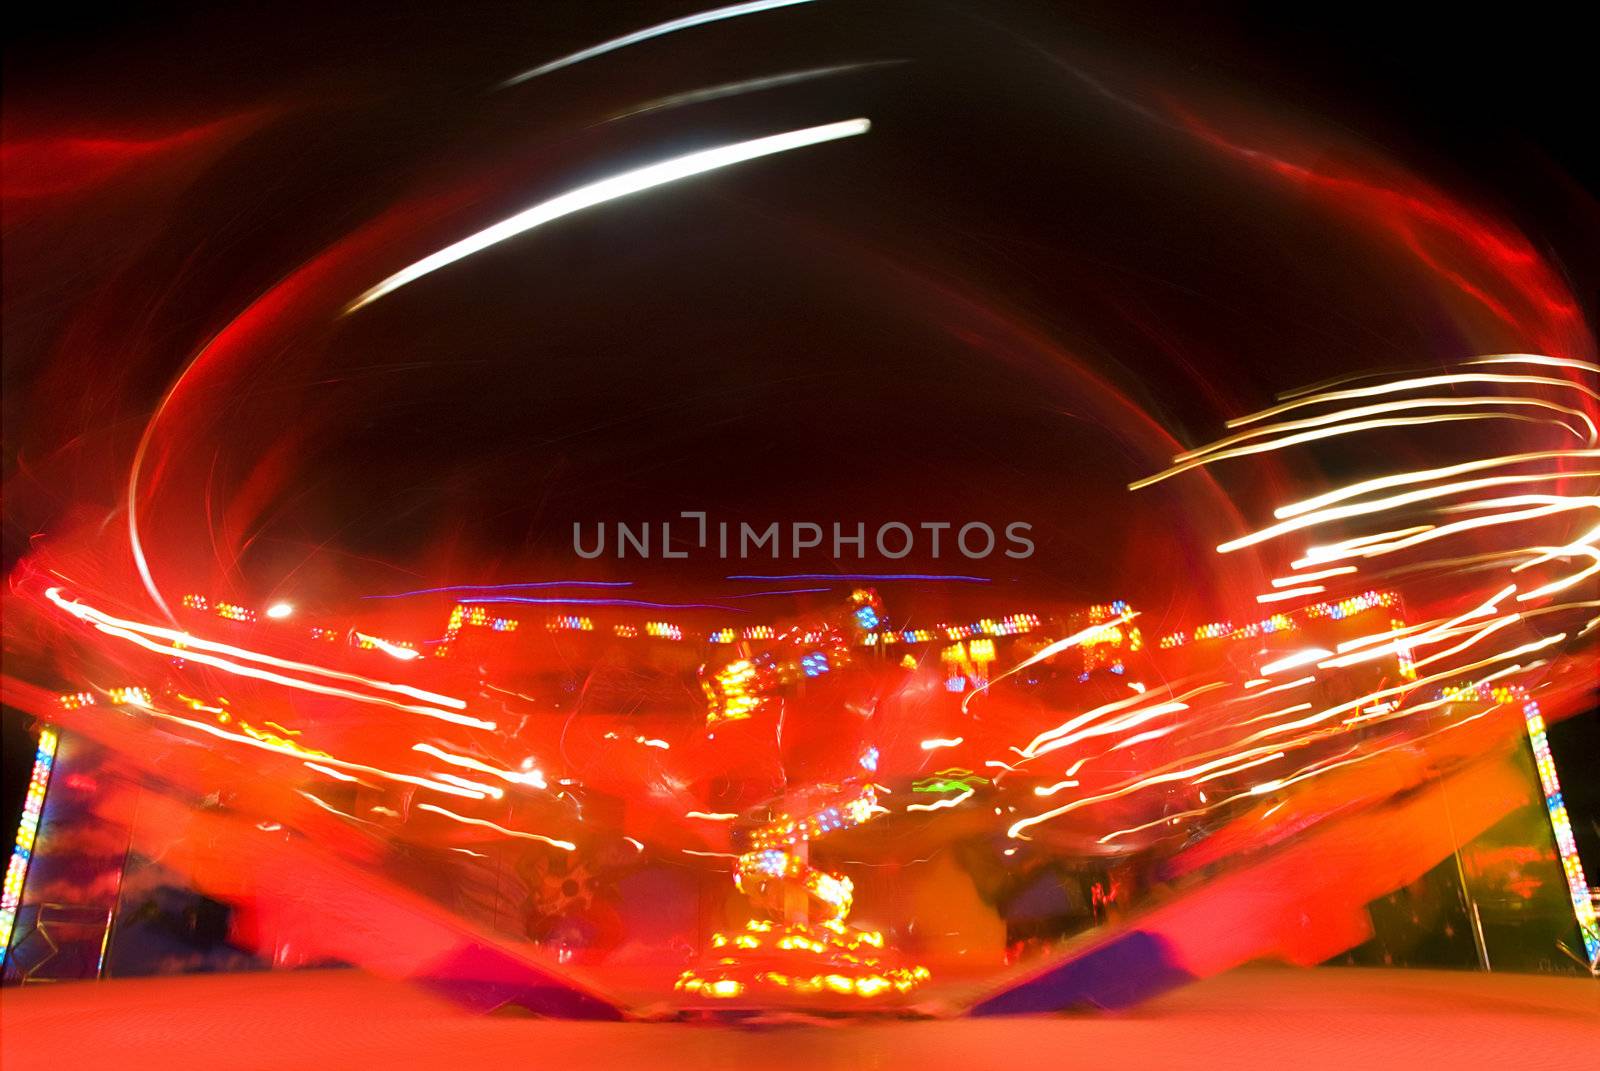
3,966,1596,1069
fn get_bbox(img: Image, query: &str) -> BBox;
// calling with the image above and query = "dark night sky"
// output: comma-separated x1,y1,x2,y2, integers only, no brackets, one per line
4,3,1597,868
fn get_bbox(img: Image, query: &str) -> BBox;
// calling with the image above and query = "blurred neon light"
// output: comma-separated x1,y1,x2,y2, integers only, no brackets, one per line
1441,684,1599,964
0,728,58,965
727,587,833,599
364,581,634,599
468,596,743,611
729,573,989,582
1517,690,1598,964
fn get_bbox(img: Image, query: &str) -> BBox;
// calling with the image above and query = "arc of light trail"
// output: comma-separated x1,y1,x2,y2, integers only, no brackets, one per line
1326,497,1598,562
1227,372,1600,429
729,573,990,582
727,587,833,599
1464,354,1600,374
906,787,974,813
964,611,1137,713
1209,660,1510,774
1259,649,1331,675
1511,527,1600,576
1218,470,1600,553
1273,566,1357,586
1273,356,1597,401
1258,586,1323,602
1371,548,1547,581
434,772,505,799
413,743,546,789
610,61,904,121
1026,700,1194,762
414,803,575,851
1325,614,1485,666
146,710,489,799
1386,601,1596,674
1224,702,1318,732
298,791,380,825
1293,502,1586,567
1014,669,1513,841
1026,651,1541,844
1131,413,1572,491
1435,493,1598,515
1016,683,1179,758
46,588,464,709
1259,699,1509,804
346,118,870,311
1275,450,1599,520
1407,616,1524,671
47,589,490,729
1010,745,1300,839
303,761,372,787
1330,584,1512,658
365,581,634,599
1234,676,1316,700
1095,744,1360,845
1235,634,1565,750
1515,542,1600,602
1172,396,1599,462
1016,683,1224,768
468,596,744,611
500,0,815,87
1191,750,1289,785
1102,694,1511,845
1293,527,1435,567
1320,619,1509,673
1027,673,1461,838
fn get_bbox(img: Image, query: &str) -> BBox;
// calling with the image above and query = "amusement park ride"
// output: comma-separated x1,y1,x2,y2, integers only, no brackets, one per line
4,0,1599,1050
3,570,1594,1017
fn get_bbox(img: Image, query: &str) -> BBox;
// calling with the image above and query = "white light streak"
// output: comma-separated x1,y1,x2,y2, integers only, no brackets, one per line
1272,566,1357,586
45,588,477,722
1258,649,1332,675
412,743,547,789
501,0,815,86
1257,585,1324,603
347,118,870,311
415,803,575,850
353,632,421,661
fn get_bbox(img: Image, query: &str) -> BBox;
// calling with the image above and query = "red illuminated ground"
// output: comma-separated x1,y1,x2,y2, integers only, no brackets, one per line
3,967,1595,1070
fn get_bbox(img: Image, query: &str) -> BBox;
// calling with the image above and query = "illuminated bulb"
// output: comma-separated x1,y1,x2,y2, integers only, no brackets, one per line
265,602,294,619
